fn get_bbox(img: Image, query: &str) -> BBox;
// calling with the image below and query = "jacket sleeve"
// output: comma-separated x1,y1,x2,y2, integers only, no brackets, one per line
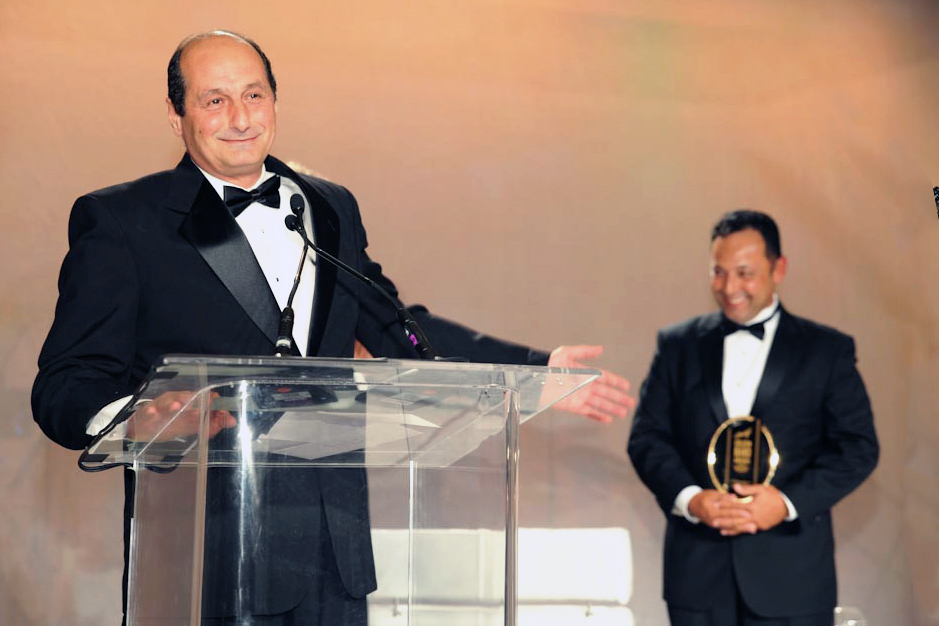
627,330,700,515
32,195,140,450
779,334,879,521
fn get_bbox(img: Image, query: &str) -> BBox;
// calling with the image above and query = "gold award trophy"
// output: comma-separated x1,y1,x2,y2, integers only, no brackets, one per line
706,416,779,498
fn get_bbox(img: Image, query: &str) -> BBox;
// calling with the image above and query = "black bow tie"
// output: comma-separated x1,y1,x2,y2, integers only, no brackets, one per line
720,306,780,340
223,175,281,216
721,318,766,339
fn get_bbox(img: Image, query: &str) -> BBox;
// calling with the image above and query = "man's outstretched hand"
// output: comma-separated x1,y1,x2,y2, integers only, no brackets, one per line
547,345,636,423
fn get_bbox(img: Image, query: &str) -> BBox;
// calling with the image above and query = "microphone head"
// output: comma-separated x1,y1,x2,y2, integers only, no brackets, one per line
290,193,305,217
285,214,300,231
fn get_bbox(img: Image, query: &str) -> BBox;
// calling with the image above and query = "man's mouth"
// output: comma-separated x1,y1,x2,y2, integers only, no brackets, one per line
219,134,260,144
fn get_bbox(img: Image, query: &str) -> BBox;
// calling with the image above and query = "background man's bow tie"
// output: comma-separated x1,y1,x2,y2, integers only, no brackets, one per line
721,318,766,339
223,175,281,216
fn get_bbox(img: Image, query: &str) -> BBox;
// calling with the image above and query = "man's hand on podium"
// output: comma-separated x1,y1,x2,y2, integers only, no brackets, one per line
547,345,636,423
126,391,236,441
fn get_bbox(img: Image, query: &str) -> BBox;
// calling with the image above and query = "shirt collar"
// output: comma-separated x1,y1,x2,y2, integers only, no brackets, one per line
744,294,780,326
194,164,274,201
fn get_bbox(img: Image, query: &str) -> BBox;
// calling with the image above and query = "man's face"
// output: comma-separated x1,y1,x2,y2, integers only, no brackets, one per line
167,36,276,188
710,228,786,324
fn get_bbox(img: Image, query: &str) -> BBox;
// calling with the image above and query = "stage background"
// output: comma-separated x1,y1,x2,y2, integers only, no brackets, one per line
2,0,937,624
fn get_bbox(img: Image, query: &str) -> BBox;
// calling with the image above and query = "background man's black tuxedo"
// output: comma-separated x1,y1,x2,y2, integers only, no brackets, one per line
32,154,549,617
628,307,878,619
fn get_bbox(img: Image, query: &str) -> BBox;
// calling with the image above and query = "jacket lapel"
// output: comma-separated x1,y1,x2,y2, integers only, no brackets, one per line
698,314,729,424
750,306,797,419
172,155,281,346
265,157,341,356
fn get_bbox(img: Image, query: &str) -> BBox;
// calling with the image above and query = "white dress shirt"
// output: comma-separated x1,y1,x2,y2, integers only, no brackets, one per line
199,166,317,354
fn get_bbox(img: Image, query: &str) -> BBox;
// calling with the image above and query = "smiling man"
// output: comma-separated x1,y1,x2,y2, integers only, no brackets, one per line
627,210,879,626
32,30,634,626
167,34,277,187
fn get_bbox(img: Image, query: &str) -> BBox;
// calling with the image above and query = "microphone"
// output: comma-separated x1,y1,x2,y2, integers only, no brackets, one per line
273,195,312,356
284,193,439,360
933,187,938,219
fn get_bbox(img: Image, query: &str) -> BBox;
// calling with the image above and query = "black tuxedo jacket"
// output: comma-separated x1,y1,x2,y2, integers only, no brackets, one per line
627,307,878,617
32,154,548,615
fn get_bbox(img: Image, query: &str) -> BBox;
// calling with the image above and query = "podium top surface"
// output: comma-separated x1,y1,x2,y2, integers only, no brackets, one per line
82,355,599,469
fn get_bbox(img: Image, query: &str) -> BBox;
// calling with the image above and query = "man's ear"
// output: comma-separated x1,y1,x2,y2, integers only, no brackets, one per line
771,255,788,284
167,98,183,137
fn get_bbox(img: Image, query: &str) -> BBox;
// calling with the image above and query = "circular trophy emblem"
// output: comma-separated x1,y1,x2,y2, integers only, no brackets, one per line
706,415,779,494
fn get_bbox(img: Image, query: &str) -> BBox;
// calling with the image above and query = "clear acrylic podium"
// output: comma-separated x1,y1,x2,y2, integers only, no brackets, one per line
83,355,598,626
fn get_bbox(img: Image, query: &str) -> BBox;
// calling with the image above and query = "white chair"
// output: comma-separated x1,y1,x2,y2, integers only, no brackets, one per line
368,527,634,626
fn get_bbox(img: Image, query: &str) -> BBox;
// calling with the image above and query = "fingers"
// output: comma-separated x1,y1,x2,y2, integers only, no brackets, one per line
732,483,763,498
131,391,236,440
546,345,637,422
596,368,633,392
583,389,632,421
555,383,634,422
578,371,636,420
689,489,731,523
550,365,634,418
719,520,757,536
713,509,758,536
593,371,636,406
731,483,787,530
553,391,610,422
142,391,190,417
547,344,604,368
579,400,617,423
690,489,759,535
712,500,757,535
563,344,605,362
208,410,238,437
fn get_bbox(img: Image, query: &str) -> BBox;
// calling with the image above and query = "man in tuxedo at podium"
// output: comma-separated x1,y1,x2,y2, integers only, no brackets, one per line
31,30,634,625
627,210,878,626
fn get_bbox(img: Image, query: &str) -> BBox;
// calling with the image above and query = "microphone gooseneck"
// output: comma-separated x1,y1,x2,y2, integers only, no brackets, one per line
274,196,312,357
284,193,439,360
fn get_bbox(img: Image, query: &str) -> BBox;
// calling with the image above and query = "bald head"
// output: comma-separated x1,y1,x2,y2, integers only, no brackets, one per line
167,30,277,117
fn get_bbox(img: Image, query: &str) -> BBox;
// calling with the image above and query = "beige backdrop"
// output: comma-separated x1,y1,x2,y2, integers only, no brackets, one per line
2,0,937,624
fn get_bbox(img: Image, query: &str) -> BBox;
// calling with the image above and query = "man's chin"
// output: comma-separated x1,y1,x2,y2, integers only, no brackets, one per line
720,307,752,324
215,155,268,177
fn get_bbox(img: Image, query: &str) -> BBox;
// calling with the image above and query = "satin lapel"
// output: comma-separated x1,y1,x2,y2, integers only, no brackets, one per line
176,176,281,346
288,174,340,356
699,315,729,425
751,308,797,419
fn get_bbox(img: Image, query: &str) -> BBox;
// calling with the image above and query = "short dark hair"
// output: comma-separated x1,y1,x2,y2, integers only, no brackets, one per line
167,30,277,117
710,209,782,261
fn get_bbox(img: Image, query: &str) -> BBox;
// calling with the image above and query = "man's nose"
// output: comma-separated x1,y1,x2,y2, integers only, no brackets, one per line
722,274,740,294
229,101,250,130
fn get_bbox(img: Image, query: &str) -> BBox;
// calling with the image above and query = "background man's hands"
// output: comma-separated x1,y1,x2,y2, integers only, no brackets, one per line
689,489,750,534
728,483,789,532
689,484,788,535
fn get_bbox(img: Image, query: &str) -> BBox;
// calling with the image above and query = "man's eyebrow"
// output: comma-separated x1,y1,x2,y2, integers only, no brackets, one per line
195,82,267,100
195,87,227,100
